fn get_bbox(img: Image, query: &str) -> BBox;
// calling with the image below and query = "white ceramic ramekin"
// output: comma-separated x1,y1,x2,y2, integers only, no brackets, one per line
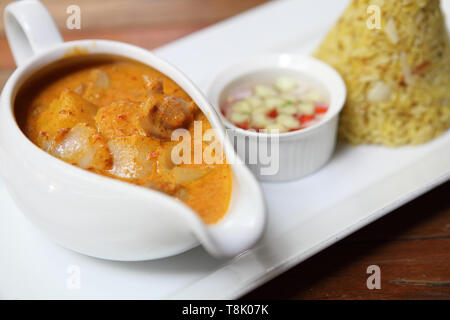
0,0,266,260
208,54,347,182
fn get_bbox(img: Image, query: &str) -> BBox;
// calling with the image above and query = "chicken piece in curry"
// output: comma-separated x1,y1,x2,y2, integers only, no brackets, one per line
15,55,232,224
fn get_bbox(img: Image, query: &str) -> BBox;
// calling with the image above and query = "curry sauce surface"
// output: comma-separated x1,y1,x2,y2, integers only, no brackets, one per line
16,55,232,224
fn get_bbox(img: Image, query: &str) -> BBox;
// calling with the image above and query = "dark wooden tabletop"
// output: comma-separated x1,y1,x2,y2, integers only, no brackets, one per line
1,0,449,300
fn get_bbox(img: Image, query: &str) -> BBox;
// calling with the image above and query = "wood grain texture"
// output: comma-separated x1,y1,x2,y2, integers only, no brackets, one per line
0,0,268,32
1,0,449,300
244,182,450,300
0,0,268,87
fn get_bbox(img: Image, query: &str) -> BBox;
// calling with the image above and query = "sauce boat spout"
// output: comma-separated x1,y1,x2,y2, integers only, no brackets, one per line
189,161,267,258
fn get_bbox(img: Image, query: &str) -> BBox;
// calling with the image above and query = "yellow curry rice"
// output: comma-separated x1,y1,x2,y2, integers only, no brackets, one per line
315,0,450,146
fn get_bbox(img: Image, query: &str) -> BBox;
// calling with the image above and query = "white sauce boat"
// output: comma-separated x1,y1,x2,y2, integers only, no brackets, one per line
0,0,266,260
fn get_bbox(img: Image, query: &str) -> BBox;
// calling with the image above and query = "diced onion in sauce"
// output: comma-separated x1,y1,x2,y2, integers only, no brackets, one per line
222,76,329,133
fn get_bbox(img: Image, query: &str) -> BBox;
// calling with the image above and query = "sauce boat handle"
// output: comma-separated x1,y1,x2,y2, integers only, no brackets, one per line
4,0,63,67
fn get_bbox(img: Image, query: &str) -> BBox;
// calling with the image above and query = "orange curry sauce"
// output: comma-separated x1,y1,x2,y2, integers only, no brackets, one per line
15,55,232,224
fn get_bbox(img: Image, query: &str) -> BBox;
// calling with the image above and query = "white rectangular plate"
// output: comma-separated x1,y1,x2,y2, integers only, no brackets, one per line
1,0,449,299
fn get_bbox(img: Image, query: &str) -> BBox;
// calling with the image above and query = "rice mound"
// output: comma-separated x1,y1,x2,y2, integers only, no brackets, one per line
315,0,450,146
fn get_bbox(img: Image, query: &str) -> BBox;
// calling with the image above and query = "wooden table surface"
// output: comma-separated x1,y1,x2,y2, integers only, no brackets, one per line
1,0,449,300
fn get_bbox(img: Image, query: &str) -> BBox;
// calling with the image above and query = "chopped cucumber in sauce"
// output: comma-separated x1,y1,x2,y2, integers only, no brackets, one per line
222,76,329,133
